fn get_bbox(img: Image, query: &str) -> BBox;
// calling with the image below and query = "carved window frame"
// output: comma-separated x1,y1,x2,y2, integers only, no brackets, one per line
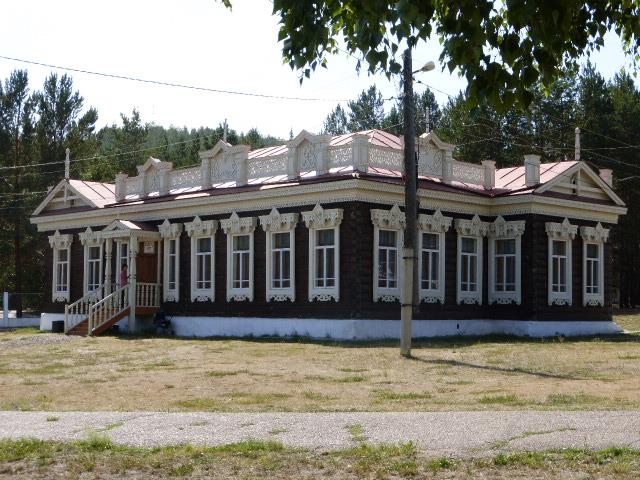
159,220,183,302
259,208,298,302
418,210,452,304
302,204,343,302
580,223,609,307
49,230,72,303
371,205,405,302
546,219,578,306
185,216,218,302
455,215,489,305
221,212,257,302
79,227,104,297
488,217,525,305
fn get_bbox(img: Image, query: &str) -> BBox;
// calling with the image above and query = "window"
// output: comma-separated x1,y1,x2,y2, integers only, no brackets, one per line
545,219,577,306
371,205,405,302
460,237,478,293
580,223,609,306
302,204,343,302
260,208,298,302
185,216,217,302
87,245,102,293
117,242,129,271
49,230,72,302
418,211,451,304
315,229,336,288
159,220,183,302
455,215,489,305
232,234,251,289
221,212,256,301
488,217,525,305
79,227,104,297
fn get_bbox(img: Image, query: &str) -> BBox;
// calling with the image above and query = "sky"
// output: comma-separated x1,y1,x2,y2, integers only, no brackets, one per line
1,0,637,140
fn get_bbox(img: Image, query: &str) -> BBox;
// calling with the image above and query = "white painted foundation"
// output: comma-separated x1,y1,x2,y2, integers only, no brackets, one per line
38,313,623,339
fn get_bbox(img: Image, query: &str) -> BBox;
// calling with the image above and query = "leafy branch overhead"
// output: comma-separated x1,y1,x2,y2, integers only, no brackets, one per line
224,1,640,112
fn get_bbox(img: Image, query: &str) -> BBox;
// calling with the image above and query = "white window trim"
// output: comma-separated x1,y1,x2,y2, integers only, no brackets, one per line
418,210,452,304
580,223,609,307
159,219,183,302
78,227,104,297
221,212,257,302
545,218,578,306
260,208,299,302
371,205,405,302
488,216,525,305
455,215,489,305
185,215,218,302
48,230,72,303
302,204,343,302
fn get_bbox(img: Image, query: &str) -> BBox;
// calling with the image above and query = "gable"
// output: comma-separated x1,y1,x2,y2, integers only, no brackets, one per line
32,181,94,215
536,162,625,206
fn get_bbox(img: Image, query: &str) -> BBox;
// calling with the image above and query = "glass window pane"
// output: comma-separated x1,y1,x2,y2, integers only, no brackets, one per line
553,240,566,256
379,230,396,247
169,240,176,255
317,229,334,246
497,239,515,255
587,244,598,259
242,252,249,285
198,237,211,253
234,235,249,251
423,233,438,250
274,232,290,249
470,256,477,288
462,237,476,253
58,249,68,262
282,251,290,280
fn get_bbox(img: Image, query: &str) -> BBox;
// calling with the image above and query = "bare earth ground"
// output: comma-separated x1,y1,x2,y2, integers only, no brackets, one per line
0,314,639,413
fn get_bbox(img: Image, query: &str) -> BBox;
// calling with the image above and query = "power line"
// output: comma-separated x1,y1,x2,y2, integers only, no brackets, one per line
0,54,350,103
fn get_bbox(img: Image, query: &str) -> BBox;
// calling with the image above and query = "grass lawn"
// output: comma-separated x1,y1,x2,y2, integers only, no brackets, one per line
0,436,638,479
0,315,638,412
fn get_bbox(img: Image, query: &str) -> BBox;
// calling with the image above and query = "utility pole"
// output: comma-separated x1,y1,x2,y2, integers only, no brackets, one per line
401,48,417,357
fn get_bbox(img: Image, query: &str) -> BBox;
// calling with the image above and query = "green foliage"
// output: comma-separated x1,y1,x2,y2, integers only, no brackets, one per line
255,0,640,112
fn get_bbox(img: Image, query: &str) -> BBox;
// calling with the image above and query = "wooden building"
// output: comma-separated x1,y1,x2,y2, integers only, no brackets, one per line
31,130,627,338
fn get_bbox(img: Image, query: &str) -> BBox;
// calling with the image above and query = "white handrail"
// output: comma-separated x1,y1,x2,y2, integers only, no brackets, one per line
136,282,161,308
87,284,129,335
64,284,110,333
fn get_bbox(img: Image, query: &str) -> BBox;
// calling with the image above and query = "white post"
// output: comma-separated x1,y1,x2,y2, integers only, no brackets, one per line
481,160,496,190
575,127,581,161
104,239,113,295
64,148,70,180
129,238,138,333
2,292,8,328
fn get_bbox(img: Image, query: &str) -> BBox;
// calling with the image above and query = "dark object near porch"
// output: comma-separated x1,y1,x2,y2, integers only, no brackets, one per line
153,311,173,335
51,320,64,333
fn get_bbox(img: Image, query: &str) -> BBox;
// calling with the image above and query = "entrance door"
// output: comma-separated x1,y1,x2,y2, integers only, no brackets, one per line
137,241,158,283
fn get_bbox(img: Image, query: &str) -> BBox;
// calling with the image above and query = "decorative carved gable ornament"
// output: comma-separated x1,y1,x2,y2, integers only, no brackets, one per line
221,212,257,235
185,215,218,237
78,227,102,247
418,209,452,233
454,214,489,237
371,204,406,230
259,208,299,233
580,222,610,243
489,216,526,238
158,219,183,239
48,230,72,249
302,204,344,229
545,218,578,240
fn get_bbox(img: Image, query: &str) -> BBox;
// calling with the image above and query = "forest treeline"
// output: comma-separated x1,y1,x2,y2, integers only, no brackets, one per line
1,65,639,310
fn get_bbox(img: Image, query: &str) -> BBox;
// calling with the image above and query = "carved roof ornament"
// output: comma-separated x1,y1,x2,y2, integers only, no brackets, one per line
580,222,610,243
78,227,102,246
371,204,406,230
48,230,72,249
418,209,452,233
545,218,578,240
185,215,218,237
259,208,299,233
489,216,526,238
221,212,257,235
454,214,490,237
136,156,173,174
302,204,344,229
158,219,183,239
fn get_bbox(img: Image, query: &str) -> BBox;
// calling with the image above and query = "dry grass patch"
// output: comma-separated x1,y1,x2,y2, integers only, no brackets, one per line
0,315,638,412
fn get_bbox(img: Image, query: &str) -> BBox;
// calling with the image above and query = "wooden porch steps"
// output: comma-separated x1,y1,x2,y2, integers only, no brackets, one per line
66,306,159,337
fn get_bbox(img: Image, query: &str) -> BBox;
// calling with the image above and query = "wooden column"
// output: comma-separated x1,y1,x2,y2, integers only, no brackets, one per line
129,237,139,332
104,239,113,295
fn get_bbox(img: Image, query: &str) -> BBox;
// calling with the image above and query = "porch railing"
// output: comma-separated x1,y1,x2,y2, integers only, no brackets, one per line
87,284,129,335
136,282,161,308
64,284,111,333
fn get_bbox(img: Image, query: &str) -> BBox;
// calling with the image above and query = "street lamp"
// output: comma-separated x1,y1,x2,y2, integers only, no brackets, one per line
400,51,435,357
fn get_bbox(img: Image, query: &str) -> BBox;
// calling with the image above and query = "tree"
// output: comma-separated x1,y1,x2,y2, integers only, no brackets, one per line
322,104,348,135
233,1,640,111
